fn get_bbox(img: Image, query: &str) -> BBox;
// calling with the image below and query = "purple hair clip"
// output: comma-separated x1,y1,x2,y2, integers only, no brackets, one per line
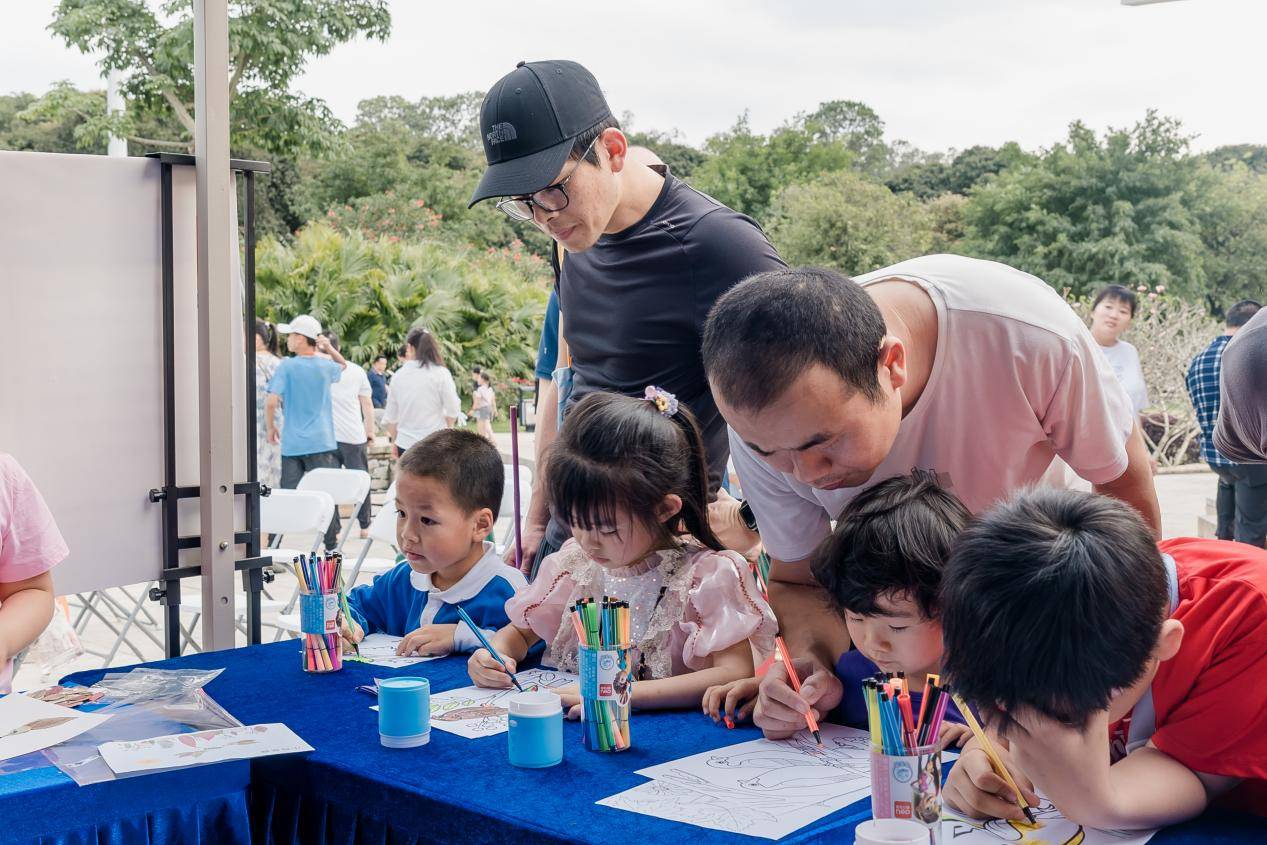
643,385,679,417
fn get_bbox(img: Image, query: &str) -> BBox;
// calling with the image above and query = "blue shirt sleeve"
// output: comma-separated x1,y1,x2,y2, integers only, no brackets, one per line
535,289,560,382
267,358,289,396
346,564,413,636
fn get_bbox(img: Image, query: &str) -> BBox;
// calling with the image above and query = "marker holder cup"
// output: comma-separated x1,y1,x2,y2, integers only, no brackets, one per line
299,589,344,673
577,643,632,752
869,744,941,844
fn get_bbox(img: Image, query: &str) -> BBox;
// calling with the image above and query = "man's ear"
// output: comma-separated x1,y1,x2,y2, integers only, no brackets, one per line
1155,619,1184,662
602,128,629,174
879,336,907,393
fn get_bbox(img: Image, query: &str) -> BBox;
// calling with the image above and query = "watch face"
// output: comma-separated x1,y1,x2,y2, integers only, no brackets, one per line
739,500,758,532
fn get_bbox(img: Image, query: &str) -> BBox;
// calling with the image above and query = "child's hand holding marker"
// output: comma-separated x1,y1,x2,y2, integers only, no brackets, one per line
468,648,519,688
339,615,364,652
703,676,761,728
753,655,843,740
943,736,1041,821
397,623,456,657
937,721,973,751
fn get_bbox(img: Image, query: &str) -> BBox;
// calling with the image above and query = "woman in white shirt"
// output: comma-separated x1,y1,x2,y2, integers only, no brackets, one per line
383,327,460,458
1089,284,1150,415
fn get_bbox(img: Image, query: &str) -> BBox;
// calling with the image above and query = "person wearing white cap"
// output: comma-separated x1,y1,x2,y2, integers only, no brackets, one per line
265,314,348,548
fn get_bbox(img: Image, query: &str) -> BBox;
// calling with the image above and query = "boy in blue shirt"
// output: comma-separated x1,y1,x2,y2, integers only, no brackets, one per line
342,429,525,656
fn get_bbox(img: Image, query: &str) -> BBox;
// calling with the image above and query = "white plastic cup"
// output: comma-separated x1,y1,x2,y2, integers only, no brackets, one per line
854,818,931,845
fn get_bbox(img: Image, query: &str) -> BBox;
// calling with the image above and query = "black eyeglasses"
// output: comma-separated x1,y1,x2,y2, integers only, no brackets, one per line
496,136,599,222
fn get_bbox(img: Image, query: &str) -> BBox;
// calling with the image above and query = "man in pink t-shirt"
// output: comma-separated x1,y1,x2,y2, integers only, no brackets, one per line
0,453,68,693
701,255,1161,735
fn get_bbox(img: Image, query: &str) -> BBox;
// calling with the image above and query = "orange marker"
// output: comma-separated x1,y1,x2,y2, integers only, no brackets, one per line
775,637,823,746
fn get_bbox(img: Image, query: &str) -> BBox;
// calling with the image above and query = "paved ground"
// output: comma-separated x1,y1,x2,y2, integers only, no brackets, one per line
12,461,1224,691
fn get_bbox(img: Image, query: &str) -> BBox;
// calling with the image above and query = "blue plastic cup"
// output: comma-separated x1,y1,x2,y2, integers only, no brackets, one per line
378,677,430,748
507,691,563,768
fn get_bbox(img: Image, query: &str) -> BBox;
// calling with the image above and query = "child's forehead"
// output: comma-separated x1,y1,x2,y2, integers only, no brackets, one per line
857,590,925,618
396,472,462,510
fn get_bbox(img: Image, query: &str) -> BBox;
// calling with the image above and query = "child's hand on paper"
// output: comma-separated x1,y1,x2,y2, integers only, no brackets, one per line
753,656,843,740
468,648,517,688
339,616,364,652
703,676,761,726
938,721,973,751
397,624,456,657
943,737,1040,820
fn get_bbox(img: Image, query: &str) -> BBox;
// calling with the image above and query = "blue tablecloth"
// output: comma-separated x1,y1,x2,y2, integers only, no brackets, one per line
63,641,1264,845
0,753,250,845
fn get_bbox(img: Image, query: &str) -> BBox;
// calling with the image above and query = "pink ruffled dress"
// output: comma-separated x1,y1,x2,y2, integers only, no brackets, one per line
505,539,778,680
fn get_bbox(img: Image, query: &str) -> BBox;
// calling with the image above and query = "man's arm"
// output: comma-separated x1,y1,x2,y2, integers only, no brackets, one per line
1093,422,1161,535
359,395,375,442
316,336,347,370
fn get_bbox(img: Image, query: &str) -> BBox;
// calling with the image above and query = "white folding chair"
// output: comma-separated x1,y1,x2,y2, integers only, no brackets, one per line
298,468,372,553
262,488,337,566
494,463,534,557
343,491,401,589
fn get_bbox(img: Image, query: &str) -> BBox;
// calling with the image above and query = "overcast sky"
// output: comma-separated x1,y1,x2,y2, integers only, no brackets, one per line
2,0,1260,154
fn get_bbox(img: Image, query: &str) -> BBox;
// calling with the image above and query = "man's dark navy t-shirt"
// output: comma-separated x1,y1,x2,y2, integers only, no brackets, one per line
557,172,785,493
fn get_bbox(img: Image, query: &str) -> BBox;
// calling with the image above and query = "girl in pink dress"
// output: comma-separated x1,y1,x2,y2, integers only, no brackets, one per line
468,388,776,716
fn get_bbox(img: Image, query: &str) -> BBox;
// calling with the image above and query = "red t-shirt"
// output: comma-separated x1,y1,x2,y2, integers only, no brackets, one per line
1145,537,1267,816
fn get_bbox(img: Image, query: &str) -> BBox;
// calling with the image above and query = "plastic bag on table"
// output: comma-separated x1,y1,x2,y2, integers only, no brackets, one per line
88,668,224,706
42,689,242,786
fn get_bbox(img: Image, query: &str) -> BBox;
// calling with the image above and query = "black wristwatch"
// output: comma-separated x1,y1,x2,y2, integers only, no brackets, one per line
738,498,759,532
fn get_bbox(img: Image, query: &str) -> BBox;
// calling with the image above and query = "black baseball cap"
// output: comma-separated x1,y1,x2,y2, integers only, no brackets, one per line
468,60,614,208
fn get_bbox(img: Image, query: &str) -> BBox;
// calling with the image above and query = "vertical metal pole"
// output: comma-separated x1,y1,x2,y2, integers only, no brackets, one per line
160,163,182,658
194,0,237,651
243,169,263,645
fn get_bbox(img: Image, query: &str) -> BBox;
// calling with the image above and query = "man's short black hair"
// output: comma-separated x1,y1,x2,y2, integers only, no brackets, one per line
702,267,887,412
1092,284,1139,318
940,488,1168,734
398,429,503,517
570,116,621,166
320,330,340,351
812,471,971,620
1227,299,1262,328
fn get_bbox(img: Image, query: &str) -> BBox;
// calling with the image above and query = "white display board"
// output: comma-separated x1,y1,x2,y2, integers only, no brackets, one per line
0,151,248,595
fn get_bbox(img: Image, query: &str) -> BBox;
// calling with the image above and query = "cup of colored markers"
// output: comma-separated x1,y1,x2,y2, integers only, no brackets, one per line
572,597,632,753
296,552,346,674
864,673,948,843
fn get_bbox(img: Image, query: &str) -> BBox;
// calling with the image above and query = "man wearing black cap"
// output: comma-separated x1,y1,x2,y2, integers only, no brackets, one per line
470,60,785,575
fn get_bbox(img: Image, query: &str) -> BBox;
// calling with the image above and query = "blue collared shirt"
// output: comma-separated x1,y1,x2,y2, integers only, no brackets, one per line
1186,335,1234,467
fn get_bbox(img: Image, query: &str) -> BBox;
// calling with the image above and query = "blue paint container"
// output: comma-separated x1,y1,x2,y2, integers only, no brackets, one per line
507,690,563,768
378,677,430,748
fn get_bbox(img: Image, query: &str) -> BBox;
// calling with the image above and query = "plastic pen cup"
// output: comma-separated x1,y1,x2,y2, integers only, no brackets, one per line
507,690,564,768
869,744,942,843
854,818,931,845
378,677,430,748
299,590,343,673
577,644,632,752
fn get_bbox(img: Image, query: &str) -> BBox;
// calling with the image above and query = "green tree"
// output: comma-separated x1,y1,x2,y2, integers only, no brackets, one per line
962,112,1208,299
625,128,709,178
1206,144,1267,174
801,100,889,177
44,0,390,156
1192,163,1267,307
766,170,934,274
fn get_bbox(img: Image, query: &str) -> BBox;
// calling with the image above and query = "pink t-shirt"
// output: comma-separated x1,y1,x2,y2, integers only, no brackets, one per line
731,254,1136,563
0,453,69,692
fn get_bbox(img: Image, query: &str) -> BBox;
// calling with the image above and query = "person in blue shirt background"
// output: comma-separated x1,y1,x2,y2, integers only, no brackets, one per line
342,428,527,657
368,355,389,409
265,314,347,548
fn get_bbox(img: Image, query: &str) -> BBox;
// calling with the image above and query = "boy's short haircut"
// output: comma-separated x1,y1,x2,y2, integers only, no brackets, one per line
398,429,503,518
940,488,1168,733
811,471,971,620
1091,284,1139,318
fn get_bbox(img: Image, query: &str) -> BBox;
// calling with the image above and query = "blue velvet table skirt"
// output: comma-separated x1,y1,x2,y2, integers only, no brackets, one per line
62,641,1264,845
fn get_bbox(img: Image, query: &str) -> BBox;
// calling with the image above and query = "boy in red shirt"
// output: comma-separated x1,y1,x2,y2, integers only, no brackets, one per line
940,488,1267,828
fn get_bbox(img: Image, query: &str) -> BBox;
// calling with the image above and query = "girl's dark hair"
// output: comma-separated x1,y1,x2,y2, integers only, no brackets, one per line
1091,284,1138,317
254,318,278,355
406,326,444,367
547,391,721,552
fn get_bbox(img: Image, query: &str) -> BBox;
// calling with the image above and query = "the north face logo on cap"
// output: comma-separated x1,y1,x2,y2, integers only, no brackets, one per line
487,123,518,145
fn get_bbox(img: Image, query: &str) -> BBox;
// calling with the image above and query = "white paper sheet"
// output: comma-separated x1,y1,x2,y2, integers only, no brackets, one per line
350,633,441,668
599,725,873,840
0,693,112,762
98,723,312,774
427,669,577,738
942,803,1157,845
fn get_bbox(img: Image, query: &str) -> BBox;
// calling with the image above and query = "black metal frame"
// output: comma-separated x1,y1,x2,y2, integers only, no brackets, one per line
144,152,275,658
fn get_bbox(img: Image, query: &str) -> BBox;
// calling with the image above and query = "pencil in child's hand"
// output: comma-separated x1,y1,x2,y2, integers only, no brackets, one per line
775,637,822,746
952,693,1036,824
